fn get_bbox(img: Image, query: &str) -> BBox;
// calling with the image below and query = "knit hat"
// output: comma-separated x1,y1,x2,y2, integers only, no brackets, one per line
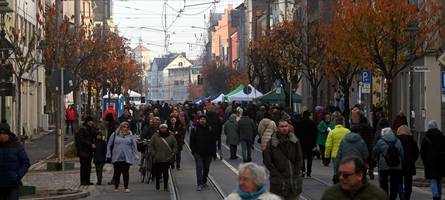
396,125,411,136
428,120,438,130
159,124,168,129
381,127,393,136
351,107,362,124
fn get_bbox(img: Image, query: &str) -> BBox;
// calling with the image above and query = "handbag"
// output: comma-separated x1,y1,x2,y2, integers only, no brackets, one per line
107,133,117,163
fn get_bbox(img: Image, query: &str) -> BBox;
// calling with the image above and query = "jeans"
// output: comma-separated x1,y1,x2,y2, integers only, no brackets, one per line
80,157,92,184
175,150,182,168
431,179,443,198
95,163,104,185
194,154,212,186
318,145,326,160
229,145,238,158
66,120,74,135
302,149,313,176
0,186,19,200
113,162,130,189
379,170,402,200
398,173,413,200
153,162,170,190
240,139,252,162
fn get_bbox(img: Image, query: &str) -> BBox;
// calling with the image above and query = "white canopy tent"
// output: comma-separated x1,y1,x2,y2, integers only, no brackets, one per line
226,84,263,102
211,93,225,103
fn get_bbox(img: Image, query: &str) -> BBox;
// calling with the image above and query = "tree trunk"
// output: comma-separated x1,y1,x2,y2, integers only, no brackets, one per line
311,84,318,115
86,81,92,117
95,85,102,121
343,88,351,128
386,77,394,122
16,79,22,136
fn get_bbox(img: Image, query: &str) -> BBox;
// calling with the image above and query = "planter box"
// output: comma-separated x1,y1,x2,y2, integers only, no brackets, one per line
19,186,36,197
46,162,75,171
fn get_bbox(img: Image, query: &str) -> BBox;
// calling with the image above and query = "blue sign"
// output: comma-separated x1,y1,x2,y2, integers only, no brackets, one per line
441,72,445,91
362,70,371,84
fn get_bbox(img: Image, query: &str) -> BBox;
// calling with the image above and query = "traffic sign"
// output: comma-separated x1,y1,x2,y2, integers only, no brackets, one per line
439,52,445,66
362,70,371,84
362,83,371,94
413,66,430,73
49,69,76,95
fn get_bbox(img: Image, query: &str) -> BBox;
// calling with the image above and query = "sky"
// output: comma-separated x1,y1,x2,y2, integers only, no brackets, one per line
113,0,244,60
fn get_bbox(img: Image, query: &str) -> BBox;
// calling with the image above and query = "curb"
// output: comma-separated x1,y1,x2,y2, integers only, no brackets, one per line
22,190,90,200
29,141,75,171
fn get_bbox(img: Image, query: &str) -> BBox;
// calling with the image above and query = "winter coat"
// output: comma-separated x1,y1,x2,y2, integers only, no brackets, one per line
106,132,139,164
335,132,369,173
190,124,216,157
321,182,388,200
317,120,335,146
352,122,375,153
372,132,404,171
150,132,178,163
207,110,223,137
238,116,257,141
118,115,137,134
65,108,76,121
325,125,350,159
75,125,97,158
420,128,445,179
141,125,157,140
0,133,30,187
93,139,107,164
397,134,419,175
224,115,239,146
225,192,282,200
258,118,276,151
169,124,185,151
294,117,318,151
263,132,303,197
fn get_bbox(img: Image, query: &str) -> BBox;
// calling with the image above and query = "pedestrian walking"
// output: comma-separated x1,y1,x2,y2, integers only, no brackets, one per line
0,125,30,200
206,106,223,158
263,119,303,200
351,107,376,179
65,105,76,135
167,116,184,169
317,112,335,164
119,109,137,135
420,120,445,200
373,128,404,200
321,156,388,200
324,114,350,183
75,116,97,185
93,133,107,185
149,124,177,191
106,122,139,192
224,114,240,160
225,162,281,200
335,126,369,176
257,113,276,151
190,115,217,191
392,112,408,132
396,125,419,200
238,112,256,162
294,111,318,177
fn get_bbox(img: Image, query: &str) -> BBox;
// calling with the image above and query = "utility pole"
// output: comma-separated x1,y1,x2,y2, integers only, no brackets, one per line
54,0,62,158
74,0,81,126
266,0,271,36
284,0,288,21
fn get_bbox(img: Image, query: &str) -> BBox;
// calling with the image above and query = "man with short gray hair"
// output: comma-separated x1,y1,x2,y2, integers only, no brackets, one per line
225,163,281,200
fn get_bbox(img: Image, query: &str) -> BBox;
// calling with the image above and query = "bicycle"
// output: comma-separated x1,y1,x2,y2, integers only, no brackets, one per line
137,138,152,184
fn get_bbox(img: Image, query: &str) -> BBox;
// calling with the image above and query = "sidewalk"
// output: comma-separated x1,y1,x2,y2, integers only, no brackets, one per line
25,130,74,164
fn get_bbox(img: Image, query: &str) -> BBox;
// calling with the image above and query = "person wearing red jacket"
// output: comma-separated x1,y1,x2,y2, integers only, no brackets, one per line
103,105,117,121
65,105,77,135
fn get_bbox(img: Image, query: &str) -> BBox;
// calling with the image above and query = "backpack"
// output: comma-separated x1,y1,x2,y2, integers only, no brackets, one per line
384,140,400,167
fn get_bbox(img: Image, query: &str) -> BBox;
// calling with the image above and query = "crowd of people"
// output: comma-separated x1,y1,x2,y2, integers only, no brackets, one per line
1,100,445,200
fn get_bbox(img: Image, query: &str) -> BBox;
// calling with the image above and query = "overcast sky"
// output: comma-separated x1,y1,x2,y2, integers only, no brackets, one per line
113,0,243,60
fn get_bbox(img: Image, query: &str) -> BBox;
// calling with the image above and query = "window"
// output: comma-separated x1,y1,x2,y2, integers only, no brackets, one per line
179,62,183,67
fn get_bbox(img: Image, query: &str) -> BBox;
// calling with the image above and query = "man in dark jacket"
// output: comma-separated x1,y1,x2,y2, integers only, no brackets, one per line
396,125,419,200
238,112,257,162
190,115,216,191
421,120,445,200
75,116,97,185
321,156,388,200
118,109,136,134
205,107,223,158
263,119,303,200
351,107,376,179
294,111,317,177
93,133,107,185
0,126,30,200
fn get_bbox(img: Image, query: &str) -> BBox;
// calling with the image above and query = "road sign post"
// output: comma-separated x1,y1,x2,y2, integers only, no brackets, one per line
441,72,445,102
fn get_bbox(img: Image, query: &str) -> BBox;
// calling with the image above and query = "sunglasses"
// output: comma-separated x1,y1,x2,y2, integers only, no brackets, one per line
338,172,356,179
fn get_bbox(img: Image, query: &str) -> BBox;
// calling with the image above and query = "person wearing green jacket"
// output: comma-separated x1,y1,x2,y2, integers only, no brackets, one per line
325,113,350,183
317,113,335,164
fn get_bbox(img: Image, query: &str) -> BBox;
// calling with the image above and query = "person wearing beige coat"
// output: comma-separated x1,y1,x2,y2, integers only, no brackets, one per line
258,117,277,151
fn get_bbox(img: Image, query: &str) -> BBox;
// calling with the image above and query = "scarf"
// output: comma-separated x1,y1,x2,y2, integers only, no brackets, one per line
235,185,266,200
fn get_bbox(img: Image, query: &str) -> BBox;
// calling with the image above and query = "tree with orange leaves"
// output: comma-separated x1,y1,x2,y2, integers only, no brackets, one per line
333,0,441,119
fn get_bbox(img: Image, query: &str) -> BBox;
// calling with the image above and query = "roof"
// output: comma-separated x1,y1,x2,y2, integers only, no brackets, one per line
133,44,150,52
152,53,181,71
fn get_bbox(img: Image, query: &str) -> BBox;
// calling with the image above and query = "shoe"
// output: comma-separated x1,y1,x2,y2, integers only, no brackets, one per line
202,183,208,189
369,173,374,180
96,182,101,185
124,189,130,193
177,167,181,171
307,174,311,178
114,188,119,192
196,185,203,191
